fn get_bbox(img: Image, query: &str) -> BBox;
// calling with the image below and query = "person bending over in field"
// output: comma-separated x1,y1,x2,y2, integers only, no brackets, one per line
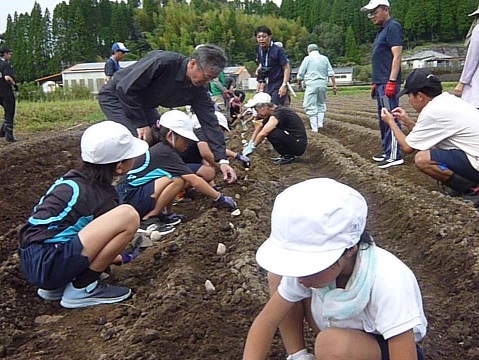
116,110,237,233
243,178,427,360
19,121,148,308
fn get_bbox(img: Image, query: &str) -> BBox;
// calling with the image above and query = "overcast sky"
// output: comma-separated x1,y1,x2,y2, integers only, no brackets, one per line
1,0,65,33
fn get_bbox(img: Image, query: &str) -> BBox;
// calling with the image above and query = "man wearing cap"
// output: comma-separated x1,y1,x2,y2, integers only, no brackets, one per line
454,5,479,108
297,44,337,132
243,178,427,360
0,47,18,142
255,26,291,105
381,69,479,197
104,42,130,83
361,0,404,169
242,92,307,165
98,44,237,183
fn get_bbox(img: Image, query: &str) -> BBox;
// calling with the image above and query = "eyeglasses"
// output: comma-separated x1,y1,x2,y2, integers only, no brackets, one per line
256,34,269,39
196,61,216,82
367,8,383,18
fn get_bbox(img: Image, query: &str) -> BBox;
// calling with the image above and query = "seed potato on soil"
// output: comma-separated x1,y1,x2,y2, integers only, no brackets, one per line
1,94,479,359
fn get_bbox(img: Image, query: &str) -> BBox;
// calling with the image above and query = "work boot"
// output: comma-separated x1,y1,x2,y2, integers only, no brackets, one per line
4,125,17,142
443,173,478,195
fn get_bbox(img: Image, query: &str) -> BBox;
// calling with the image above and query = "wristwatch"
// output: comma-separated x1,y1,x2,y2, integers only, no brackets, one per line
219,159,230,165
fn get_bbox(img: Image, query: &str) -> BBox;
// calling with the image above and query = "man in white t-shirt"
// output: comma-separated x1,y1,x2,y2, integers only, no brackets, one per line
381,69,479,196
243,178,427,360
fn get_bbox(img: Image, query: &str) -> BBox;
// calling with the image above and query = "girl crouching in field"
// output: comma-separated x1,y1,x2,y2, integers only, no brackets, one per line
243,178,427,360
19,121,148,308
116,110,236,231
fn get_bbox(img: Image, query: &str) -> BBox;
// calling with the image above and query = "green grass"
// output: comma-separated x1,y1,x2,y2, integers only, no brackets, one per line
15,99,104,133
5,82,460,134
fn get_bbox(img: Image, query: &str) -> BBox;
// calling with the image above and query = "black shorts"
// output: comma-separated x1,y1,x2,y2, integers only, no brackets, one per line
374,334,424,360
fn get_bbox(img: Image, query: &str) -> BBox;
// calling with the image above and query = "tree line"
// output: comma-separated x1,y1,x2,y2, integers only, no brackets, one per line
1,0,477,83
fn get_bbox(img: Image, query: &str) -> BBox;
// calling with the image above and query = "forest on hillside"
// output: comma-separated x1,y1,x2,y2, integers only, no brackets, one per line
1,0,478,83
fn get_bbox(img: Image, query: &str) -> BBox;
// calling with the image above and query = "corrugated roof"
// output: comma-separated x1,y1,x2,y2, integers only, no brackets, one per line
63,61,137,73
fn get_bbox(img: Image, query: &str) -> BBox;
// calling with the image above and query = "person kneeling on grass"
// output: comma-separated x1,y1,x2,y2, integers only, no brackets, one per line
380,68,479,202
116,110,237,232
243,178,427,360
19,121,149,309
242,92,307,165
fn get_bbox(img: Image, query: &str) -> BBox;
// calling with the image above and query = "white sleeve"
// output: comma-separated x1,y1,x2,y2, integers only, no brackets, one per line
405,113,448,150
278,276,312,302
460,26,479,85
371,266,425,340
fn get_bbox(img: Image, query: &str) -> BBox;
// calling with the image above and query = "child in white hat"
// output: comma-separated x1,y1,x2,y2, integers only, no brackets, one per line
117,110,237,231
19,121,149,308
243,178,427,360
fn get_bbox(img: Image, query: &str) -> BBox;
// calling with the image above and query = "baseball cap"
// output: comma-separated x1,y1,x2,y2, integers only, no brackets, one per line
111,42,130,52
256,178,368,277
398,69,442,97
245,92,272,108
159,110,199,141
308,44,319,52
81,121,148,164
360,0,390,12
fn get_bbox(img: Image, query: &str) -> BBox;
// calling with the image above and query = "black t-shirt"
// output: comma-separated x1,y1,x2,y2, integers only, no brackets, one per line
181,128,207,164
263,106,307,141
19,170,118,248
0,59,14,95
120,141,193,188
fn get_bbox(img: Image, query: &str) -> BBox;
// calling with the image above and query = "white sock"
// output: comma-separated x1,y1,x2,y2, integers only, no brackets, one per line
309,116,318,132
317,113,325,128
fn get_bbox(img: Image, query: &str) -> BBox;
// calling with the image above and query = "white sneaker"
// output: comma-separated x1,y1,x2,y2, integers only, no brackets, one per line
377,158,404,169
37,286,65,301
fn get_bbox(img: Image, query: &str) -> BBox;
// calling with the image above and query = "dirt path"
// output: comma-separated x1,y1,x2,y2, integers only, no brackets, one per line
1,94,479,359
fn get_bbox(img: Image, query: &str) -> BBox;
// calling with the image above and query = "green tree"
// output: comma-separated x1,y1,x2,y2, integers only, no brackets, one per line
345,25,360,64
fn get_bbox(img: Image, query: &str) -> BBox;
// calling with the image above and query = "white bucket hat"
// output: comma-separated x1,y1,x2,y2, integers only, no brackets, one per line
360,0,390,12
159,110,199,141
469,5,479,16
245,92,272,108
81,121,148,164
256,178,368,277
215,111,230,131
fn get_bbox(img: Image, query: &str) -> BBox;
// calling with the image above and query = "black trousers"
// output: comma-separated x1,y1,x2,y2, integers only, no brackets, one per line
0,91,16,140
267,128,306,156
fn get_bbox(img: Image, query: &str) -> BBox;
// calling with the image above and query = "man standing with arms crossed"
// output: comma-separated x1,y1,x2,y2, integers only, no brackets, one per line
361,0,403,168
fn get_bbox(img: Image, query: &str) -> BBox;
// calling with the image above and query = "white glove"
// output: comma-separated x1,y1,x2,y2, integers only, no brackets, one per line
242,140,256,156
286,349,315,360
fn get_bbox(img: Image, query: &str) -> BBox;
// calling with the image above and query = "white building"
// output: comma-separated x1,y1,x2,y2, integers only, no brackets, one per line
402,50,454,69
62,61,137,94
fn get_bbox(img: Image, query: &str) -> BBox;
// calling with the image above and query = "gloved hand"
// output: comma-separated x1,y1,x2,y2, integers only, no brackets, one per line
120,240,142,264
235,153,251,168
214,193,237,210
242,140,255,156
384,80,397,97
370,84,377,99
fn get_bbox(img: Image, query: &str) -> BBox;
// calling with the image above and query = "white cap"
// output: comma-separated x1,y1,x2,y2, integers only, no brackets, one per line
245,92,272,108
111,42,130,52
159,110,199,141
256,178,368,277
469,5,479,16
360,0,390,12
81,121,148,164
215,111,230,131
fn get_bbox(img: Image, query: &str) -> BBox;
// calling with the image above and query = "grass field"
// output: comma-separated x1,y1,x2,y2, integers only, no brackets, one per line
9,81,458,134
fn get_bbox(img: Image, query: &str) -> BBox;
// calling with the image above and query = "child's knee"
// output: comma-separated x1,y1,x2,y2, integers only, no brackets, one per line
117,204,141,228
414,151,429,170
314,329,346,359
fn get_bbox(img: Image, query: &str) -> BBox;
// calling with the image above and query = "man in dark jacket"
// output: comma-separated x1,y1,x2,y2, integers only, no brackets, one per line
0,47,18,142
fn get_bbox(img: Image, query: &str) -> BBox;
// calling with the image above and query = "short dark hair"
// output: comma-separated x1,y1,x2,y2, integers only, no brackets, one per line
150,123,172,147
192,44,227,74
80,161,119,185
255,26,272,36
0,47,12,56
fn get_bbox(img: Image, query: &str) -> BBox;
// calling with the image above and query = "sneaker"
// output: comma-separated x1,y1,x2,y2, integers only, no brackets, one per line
377,158,404,169
139,217,158,230
276,155,296,165
270,156,282,161
152,223,176,236
37,286,65,301
159,212,184,226
60,281,131,309
372,153,386,162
